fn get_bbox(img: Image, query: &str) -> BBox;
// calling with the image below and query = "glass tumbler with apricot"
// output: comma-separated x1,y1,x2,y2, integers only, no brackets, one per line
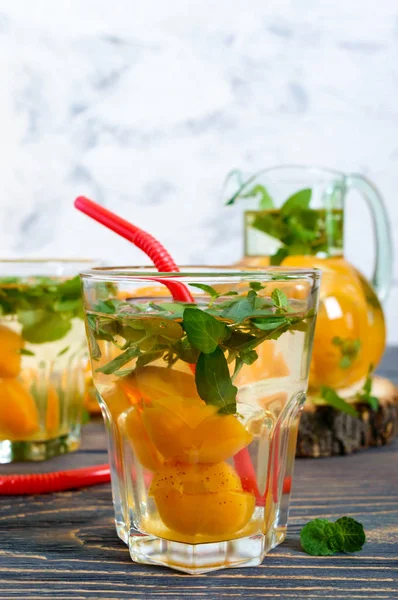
81,267,320,573
0,260,94,463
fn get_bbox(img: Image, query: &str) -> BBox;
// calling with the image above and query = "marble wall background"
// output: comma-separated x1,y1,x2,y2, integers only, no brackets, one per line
0,0,397,340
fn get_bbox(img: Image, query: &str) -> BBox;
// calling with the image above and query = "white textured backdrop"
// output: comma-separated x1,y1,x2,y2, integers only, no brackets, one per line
0,0,397,340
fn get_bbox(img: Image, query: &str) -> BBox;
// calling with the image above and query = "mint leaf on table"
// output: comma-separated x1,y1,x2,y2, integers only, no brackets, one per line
300,517,366,556
300,519,344,556
320,386,359,418
335,517,366,552
183,307,230,354
195,346,237,414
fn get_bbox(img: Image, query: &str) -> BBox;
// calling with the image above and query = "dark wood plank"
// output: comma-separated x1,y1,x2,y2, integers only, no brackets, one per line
0,349,397,599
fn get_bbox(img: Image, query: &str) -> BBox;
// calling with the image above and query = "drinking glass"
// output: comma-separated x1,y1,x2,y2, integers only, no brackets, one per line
0,259,94,463
81,266,320,573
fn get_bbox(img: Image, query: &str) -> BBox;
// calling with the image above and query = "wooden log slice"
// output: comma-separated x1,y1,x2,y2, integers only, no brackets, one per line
296,376,398,458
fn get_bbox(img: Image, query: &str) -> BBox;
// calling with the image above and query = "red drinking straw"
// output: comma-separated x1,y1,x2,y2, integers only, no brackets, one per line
0,197,259,499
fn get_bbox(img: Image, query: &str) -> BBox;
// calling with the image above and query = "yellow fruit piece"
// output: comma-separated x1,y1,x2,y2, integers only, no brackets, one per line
142,395,252,463
150,462,254,536
0,324,23,378
45,385,60,434
120,366,199,405
235,340,290,387
150,461,243,495
0,378,39,438
282,255,385,390
101,384,132,419
124,406,164,471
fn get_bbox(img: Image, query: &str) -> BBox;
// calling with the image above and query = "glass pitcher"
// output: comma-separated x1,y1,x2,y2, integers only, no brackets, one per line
223,166,393,392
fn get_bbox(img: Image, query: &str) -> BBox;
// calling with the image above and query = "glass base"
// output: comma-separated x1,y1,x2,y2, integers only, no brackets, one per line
0,432,81,463
128,528,286,574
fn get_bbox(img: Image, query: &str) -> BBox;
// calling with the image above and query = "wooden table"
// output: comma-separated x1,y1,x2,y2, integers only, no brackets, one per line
1,349,397,600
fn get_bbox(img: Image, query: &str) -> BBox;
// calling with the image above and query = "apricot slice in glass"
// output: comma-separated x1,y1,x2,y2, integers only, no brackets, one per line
0,325,24,378
124,406,164,471
142,396,251,463
119,366,199,405
101,384,132,419
150,462,254,536
0,378,39,438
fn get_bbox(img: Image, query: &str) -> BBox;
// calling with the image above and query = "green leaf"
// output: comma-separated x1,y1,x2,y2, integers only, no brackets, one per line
18,348,35,356
221,293,256,322
252,316,290,331
183,308,230,354
53,298,82,313
281,188,312,214
239,349,258,365
57,275,82,297
243,184,274,209
190,283,220,299
195,347,237,414
300,519,344,556
271,288,289,310
224,291,239,296
249,282,264,292
270,247,289,266
335,517,366,553
57,346,70,357
96,346,141,375
18,310,72,344
174,337,200,364
357,364,379,410
320,386,359,417
136,350,165,368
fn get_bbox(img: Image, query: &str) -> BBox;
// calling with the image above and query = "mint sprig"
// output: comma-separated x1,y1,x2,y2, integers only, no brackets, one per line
300,517,365,556
89,284,314,415
357,364,379,411
0,275,84,344
320,386,359,418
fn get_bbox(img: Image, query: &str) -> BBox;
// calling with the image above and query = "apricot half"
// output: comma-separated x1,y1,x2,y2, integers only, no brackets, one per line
0,324,24,378
0,378,39,439
124,406,164,471
142,396,252,464
150,462,254,536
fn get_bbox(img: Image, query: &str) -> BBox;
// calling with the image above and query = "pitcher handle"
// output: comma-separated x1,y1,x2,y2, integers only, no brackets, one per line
345,174,393,302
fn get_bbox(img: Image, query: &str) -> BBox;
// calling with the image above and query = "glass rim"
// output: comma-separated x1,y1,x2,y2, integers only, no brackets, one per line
0,258,95,264
80,265,322,282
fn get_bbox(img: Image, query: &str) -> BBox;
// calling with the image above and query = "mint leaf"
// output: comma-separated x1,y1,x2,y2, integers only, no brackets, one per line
357,364,379,411
19,310,72,344
183,308,230,354
19,348,35,356
332,337,361,369
320,386,359,417
195,347,237,414
249,281,264,292
190,283,220,299
335,517,366,553
271,288,289,311
281,188,312,214
243,184,274,209
221,293,256,322
96,346,141,375
56,346,70,357
300,519,344,556
270,247,289,266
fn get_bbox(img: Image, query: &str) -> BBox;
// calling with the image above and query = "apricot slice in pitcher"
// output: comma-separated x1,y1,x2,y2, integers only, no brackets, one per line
150,462,254,536
0,378,39,438
0,325,24,378
235,340,290,387
124,406,164,471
